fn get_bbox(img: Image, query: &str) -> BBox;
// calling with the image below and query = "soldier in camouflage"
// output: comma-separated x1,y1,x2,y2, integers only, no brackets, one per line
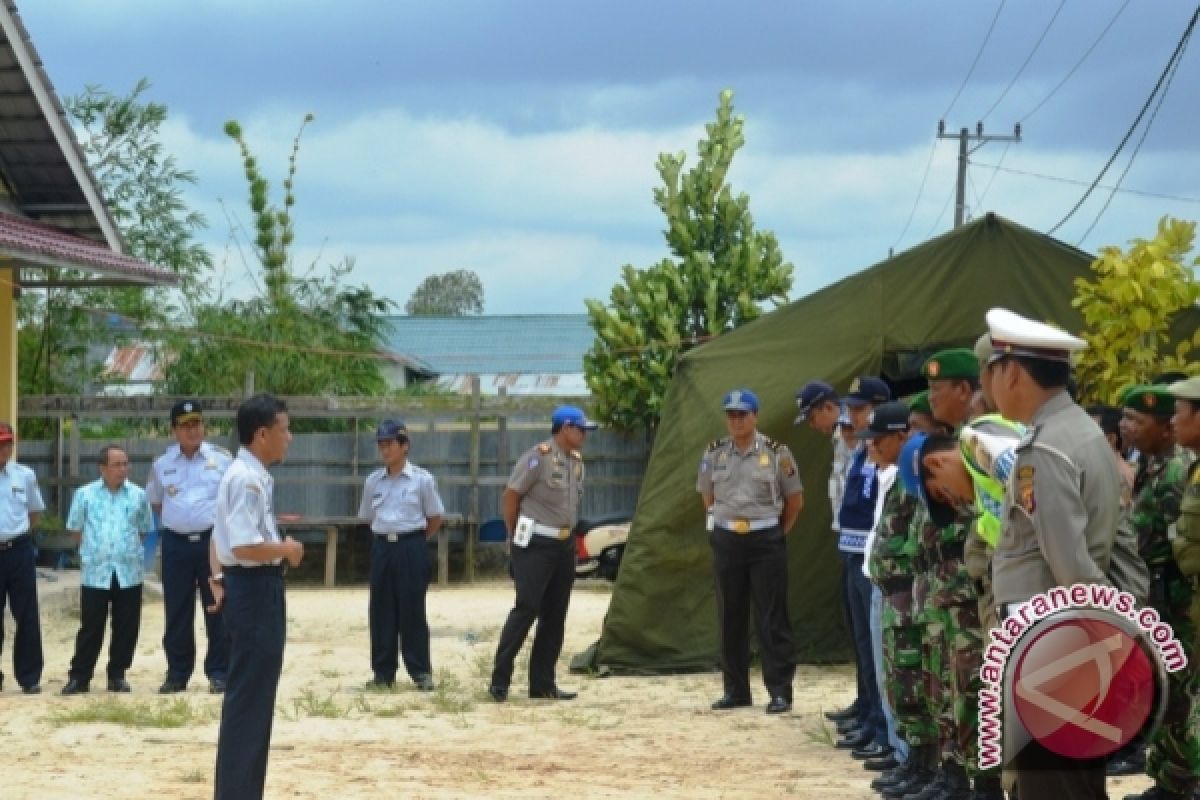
1120,385,1197,800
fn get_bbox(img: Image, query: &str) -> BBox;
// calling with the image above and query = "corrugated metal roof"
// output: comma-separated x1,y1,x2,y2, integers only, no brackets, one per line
0,212,181,284
384,314,594,374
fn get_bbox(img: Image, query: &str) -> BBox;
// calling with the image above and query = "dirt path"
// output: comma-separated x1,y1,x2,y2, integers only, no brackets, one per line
0,577,1152,799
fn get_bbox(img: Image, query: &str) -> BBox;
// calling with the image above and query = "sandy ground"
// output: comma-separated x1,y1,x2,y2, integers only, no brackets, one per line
1,572,1153,800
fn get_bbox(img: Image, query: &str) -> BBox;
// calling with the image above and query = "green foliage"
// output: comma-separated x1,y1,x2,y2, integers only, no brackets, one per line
166,117,394,398
584,89,793,431
1072,215,1200,404
406,269,485,315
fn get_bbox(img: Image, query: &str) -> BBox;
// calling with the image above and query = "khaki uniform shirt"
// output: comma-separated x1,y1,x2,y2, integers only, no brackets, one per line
696,432,803,521
508,439,583,529
994,392,1119,605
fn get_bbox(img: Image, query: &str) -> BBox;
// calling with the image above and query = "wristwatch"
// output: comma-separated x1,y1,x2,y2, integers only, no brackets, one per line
210,573,224,584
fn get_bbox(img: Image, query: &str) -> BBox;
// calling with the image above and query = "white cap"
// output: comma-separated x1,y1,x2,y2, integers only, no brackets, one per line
985,308,1086,364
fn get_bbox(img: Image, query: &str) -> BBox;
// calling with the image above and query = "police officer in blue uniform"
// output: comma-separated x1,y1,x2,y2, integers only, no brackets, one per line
359,420,445,692
210,394,304,800
0,421,47,694
147,400,232,694
488,405,596,702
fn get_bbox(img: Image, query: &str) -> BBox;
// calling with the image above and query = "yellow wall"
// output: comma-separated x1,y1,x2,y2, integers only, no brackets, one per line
0,267,15,427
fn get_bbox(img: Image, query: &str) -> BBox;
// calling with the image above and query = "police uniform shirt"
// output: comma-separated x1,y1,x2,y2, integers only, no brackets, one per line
0,460,45,537
696,433,803,522
507,440,583,529
994,392,1119,605
358,462,445,534
146,441,232,533
213,449,281,568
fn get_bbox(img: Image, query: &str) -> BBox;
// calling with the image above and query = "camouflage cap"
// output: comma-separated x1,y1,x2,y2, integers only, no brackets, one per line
1120,384,1175,416
923,348,979,381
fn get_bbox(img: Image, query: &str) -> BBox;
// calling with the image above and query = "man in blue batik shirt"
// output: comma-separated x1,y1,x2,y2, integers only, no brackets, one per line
61,445,154,694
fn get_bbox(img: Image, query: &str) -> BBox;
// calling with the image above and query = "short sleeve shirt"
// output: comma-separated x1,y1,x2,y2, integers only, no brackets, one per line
146,441,233,533
358,462,446,533
696,433,803,520
507,439,584,529
0,460,45,537
67,479,153,589
213,449,281,568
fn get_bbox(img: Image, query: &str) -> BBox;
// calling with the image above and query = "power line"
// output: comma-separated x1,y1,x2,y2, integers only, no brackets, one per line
1020,0,1130,122
925,184,958,239
970,161,1200,204
980,0,1066,122
890,139,939,251
974,141,1011,209
943,0,1008,119
1076,27,1194,244
1047,5,1199,235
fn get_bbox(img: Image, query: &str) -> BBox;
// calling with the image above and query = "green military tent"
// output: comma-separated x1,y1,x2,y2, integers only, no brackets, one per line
580,213,1104,672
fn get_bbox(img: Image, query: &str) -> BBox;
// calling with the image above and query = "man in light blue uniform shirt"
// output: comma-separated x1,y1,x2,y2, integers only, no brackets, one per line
0,421,47,694
147,399,233,694
61,445,154,694
359,419,445,691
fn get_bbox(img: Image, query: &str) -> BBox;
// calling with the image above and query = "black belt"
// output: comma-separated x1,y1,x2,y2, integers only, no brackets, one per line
882,575,914,593
377,529,425,543
165,527,212,543
0,534,31,550
226,564,285,577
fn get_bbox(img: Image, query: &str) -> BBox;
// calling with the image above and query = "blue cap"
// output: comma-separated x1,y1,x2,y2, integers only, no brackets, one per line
844,376,891,407
722,388,759,413
375,419,408,441
795,381,838,423
551,405,598,430
897,431,956,526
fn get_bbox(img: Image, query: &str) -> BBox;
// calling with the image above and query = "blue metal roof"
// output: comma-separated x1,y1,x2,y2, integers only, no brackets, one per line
382,314,594,374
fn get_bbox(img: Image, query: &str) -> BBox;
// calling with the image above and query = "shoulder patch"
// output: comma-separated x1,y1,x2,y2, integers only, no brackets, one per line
762,436,781,451
706,436,730,453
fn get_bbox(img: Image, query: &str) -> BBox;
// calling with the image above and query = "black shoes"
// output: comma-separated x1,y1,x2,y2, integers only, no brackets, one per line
415,674,435,692
710,694,753,710
159,679,187,694
487,685,508,702
824,703,859,722
107,678,131,693
852,742,891,760
530,687,577,700
21,684,42,695
863,753,900,771
835,728,872,750
365,677,395,691
209,679,227,694
765,696,792,714
61,678,90,695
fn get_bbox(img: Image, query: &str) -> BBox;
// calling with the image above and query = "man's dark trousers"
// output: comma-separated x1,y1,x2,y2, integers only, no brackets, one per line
68,573,142,683
162,529,227,685
491,535,574,694
710,524,796,701
214,567,285,800
0,536,43,689
844,551,886,745
369,531,431,682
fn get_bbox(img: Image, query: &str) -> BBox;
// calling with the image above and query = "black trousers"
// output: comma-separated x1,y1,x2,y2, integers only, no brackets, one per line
369,532,432,682
491,535,575,693
162,530,228,684
0,536,43,689
68,574,142,683
214,567,286,800
710,525,796,701
1014,739,1109,800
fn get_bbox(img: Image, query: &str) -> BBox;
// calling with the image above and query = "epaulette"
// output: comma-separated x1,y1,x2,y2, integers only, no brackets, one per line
760,435,782,452
706,436,730,452
537,443,552,455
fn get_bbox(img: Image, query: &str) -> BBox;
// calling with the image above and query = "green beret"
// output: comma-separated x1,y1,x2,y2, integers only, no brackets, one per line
907,390,932,415
1167,376,1200,401
1121,384,1175,416
923,348,980,381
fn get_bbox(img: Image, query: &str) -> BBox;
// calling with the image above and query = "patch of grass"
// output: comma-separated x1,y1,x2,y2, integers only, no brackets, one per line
471,652,492,681
804,720,836,746
180,768,207,784
372,698,423,718
48,698,211,729
430,670,474,714
290,688,351,719
319,668,341,679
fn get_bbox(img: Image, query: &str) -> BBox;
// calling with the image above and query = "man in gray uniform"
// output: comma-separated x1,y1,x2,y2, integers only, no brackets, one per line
488,405,596,702
699,388,804,714
985,308,1118,800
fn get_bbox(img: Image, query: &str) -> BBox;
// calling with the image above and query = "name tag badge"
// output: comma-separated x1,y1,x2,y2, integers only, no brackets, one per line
513,515,534,548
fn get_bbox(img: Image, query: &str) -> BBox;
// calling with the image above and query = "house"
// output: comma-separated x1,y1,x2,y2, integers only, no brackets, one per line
383,314,594,396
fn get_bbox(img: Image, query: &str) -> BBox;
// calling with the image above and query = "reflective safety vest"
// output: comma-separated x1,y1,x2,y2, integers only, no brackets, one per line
960,414,1025,547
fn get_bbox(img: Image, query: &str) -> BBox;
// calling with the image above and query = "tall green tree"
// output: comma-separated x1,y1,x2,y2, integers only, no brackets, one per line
406,269,485,315
165,116,393,397
18,79,212,407
584,89,793,432
1072,215,1200,404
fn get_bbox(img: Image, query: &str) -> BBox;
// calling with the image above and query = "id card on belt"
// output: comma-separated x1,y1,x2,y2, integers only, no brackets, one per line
513,515,534,548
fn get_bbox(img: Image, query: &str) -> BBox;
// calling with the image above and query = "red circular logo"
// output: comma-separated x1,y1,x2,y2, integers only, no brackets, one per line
1011,616,1156,759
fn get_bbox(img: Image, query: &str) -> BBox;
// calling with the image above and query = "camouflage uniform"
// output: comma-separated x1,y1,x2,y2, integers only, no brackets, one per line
1132,447,1198,797
869,482,924,743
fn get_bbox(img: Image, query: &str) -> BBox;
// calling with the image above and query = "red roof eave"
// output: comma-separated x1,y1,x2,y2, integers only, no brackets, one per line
0,212,179,285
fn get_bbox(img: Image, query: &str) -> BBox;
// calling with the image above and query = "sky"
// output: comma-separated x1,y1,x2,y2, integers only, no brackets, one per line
18,0,1200,315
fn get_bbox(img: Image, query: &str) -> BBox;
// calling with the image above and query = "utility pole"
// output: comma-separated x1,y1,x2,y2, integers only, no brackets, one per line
937,120,1021,227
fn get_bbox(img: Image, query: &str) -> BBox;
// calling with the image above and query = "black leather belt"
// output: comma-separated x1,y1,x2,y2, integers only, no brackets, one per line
226,564,285,577
166,527,212,543
882,576,914,593
0,534,31,550
378,529,425,543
